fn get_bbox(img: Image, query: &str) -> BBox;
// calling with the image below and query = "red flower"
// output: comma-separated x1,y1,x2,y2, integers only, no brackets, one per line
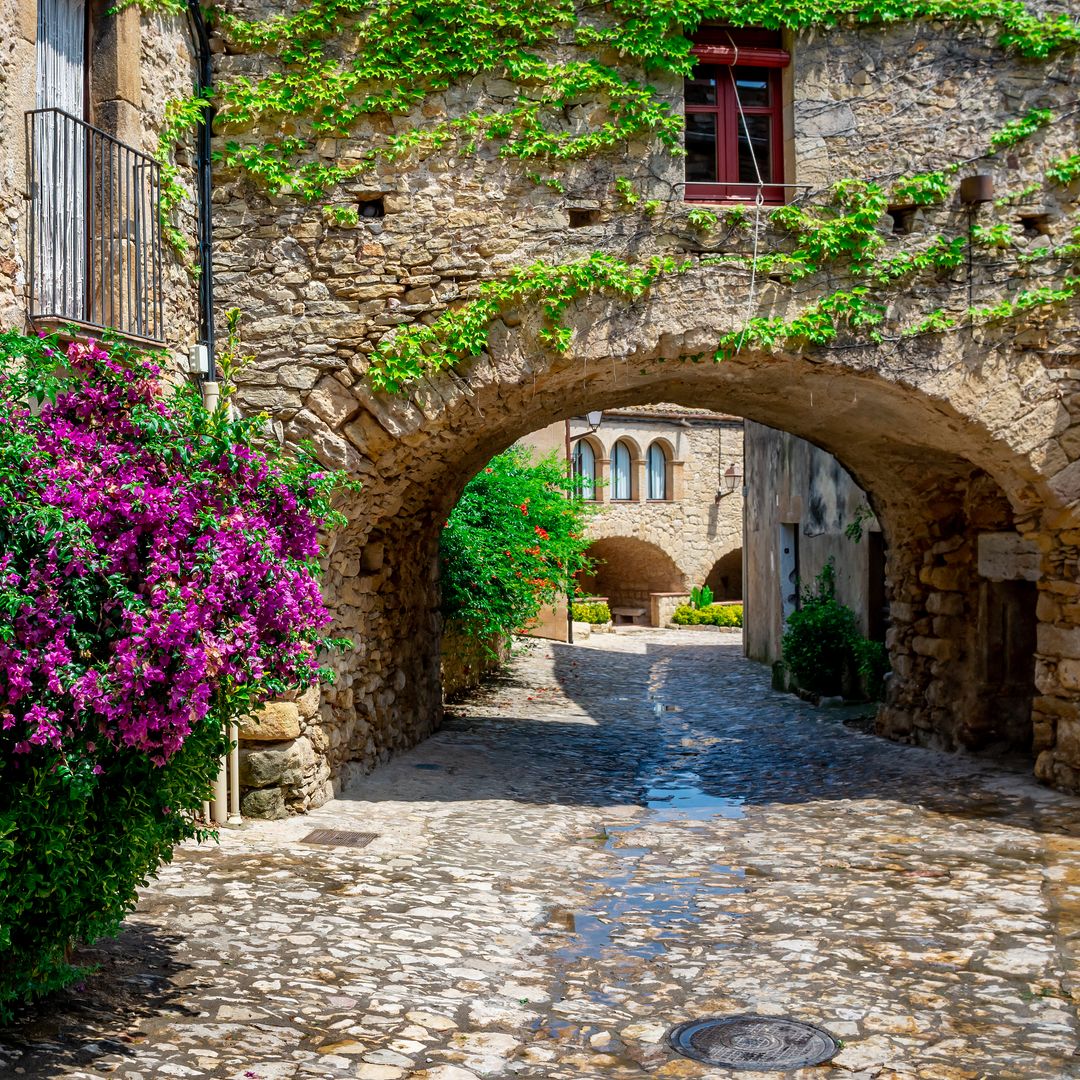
534,526,549,541
518,502,529,515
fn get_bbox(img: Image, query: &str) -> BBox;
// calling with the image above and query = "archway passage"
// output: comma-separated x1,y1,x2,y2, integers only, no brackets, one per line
235,280,1080,807
578,536,687,624
705,547,743,601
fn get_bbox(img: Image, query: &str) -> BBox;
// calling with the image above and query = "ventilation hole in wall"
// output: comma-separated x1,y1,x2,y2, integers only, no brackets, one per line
1017,213,1050,237
359,196,385,219
887,205,917,235
568,208,600,228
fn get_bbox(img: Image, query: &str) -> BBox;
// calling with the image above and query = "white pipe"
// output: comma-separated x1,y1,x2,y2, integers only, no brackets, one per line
201,379,220,414
228,720,242,824
202,799,211,824
211,751,228,825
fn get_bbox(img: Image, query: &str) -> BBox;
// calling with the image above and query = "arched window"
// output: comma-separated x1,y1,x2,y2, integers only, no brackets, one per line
611,440,632,501
647,442,669,500
573,439,597,500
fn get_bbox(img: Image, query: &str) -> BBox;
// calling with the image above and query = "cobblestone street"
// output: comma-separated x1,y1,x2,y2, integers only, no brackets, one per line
6,630,1080,1079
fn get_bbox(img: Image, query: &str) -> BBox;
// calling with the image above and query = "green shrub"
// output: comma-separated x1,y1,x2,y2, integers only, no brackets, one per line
672,602,743,627
572,601,611,624
440,447,595,641
0,330,347,1017
855,637,890,701
0,721,225,1015
781,560,889,699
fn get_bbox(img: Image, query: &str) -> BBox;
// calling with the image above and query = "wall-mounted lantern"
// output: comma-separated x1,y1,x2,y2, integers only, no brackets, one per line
716,460,744,502
585,410,603,431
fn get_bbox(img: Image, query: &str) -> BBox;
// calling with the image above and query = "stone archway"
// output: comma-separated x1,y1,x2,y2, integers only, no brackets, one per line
578,535,687,624
236,274,1080,805
705,548,743,602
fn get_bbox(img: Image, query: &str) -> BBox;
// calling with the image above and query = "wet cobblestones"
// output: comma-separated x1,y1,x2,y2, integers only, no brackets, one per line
4,630,1080,1078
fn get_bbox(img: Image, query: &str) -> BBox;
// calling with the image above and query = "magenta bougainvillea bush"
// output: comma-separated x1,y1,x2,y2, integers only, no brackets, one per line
0,329,349,1014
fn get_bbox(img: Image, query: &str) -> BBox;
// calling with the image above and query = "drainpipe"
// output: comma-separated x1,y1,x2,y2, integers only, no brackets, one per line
186,0,216,394
565,419,574,646
187,1,234,821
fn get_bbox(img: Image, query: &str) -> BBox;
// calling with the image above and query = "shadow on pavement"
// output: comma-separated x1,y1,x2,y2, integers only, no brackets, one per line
341,636,1080,839
0,923,201,1078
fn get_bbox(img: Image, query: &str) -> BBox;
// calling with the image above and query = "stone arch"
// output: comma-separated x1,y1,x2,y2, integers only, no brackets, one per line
578,535,687,623
244,277,1080,799
705,547,743,602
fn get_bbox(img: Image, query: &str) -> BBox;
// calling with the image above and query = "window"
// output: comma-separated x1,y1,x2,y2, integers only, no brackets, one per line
611,441,633,501
685,28,788,204
28,0,165,343
573,439,597,500
646,442,669,500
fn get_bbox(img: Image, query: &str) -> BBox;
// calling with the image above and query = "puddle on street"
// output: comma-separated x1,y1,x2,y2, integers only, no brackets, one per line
644,769,746,821
549,684,750,980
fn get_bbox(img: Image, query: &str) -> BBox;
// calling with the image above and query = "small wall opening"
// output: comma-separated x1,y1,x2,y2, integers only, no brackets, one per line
568,207,600,228
359,196,385,219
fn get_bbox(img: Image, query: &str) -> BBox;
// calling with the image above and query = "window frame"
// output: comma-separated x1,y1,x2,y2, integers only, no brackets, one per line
646,441,669,501
572,438,598,501
611,440,633,502
684,29,789,205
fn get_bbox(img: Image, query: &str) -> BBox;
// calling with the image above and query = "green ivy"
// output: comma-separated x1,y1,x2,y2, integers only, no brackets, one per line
890,166,957,206
188,0,1079,211
989,107,1054,150
155,92,212,254
367,252,690,391
1047,152,1080,185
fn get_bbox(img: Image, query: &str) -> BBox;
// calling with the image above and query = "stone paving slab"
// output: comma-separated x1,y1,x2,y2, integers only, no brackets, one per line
3,631,1080,1079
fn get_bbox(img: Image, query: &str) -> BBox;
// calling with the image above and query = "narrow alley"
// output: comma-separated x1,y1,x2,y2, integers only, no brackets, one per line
6,631,1080,1079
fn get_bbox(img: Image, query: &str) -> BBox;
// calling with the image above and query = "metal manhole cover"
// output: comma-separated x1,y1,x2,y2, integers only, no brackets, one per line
668,1015,838,1071
300,829,378,848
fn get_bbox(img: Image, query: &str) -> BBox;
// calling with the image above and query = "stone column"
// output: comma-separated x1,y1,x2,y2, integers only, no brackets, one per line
1032,528,1080,791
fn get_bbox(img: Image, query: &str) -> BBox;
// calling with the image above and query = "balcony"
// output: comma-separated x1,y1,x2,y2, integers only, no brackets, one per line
25,108,164,345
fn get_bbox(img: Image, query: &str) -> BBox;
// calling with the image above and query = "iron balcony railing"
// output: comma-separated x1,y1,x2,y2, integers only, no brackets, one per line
26,107,164,344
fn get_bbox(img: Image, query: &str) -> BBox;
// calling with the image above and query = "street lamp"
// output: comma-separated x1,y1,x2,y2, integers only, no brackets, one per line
716,460,743,502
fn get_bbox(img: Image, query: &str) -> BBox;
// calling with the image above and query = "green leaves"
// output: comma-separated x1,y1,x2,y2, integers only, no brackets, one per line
989,107,1054,151
150,0,1079,214
441,447,596,641
368,252,689,390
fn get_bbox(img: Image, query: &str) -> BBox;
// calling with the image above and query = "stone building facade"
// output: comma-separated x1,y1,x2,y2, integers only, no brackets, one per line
572,406,744,623
0,0,201,352
744,420,885,665
203,3,1080,811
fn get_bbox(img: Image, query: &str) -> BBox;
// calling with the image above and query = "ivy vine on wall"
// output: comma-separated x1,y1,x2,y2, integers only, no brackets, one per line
141,0,1078,389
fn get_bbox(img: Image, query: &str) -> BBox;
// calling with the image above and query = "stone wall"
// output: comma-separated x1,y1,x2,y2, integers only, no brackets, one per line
211,11,1080,809
744,420,883,665
237,685,327,818
441,629,508,701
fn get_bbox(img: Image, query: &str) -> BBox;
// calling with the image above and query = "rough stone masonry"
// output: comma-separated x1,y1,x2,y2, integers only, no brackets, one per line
208,6,1080,814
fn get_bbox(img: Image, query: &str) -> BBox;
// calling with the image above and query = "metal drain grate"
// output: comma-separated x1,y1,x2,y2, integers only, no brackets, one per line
668,1015,838,1071
300,829,378,848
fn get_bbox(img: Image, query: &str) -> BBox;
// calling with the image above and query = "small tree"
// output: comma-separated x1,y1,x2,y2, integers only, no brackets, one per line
440,447,595,641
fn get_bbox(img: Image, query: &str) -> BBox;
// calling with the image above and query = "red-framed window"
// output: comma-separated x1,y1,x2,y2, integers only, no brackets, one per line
684,28,789,205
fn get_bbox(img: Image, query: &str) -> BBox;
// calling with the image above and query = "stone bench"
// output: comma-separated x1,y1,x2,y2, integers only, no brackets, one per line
611,606,648,626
